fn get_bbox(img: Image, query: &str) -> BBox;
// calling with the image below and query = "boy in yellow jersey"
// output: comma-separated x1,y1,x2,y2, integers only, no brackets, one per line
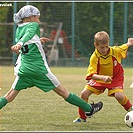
73,31,133,122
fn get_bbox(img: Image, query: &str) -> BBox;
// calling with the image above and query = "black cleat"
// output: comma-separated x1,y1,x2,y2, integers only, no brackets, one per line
85,101,103,118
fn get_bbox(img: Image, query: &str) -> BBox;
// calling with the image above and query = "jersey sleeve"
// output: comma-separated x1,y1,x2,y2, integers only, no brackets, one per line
18,22,39,46
86,53,98,80
113,44,128,59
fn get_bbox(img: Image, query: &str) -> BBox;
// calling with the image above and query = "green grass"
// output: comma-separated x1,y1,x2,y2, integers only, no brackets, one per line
0,66,133,131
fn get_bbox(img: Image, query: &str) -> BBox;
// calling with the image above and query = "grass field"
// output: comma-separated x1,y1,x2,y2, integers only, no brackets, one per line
0,66,133,132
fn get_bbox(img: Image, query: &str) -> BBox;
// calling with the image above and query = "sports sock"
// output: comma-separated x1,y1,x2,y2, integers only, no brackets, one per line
79,98,88,119
118,95,132,111
0,97,8,109
65,93,92,112
79,107,87,119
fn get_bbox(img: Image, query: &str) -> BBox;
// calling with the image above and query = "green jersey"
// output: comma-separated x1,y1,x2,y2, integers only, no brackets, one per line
14,22,49,76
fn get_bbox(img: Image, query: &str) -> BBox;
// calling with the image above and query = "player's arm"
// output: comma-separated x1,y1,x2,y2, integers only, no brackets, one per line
11,44,22,54
92,74,112,83
16,22,38,48
40,37,49,44
11,22,38,53
86,53,112,83
126,38,133,47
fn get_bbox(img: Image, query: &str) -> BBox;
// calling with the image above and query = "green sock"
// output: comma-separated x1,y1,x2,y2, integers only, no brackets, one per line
65,93,92,112
0,97,8,109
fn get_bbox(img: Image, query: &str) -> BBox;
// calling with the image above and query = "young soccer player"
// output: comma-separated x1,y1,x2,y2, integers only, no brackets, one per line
0,5,103,119
73,31,133,122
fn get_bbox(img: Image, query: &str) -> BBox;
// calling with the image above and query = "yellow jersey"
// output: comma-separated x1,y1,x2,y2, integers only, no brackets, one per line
86,44,128,85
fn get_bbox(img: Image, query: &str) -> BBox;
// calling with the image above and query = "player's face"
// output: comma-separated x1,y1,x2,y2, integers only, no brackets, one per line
95,43,110,56
30,15,40,23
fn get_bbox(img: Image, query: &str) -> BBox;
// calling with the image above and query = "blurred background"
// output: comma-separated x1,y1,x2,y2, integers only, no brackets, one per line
0,1,133,67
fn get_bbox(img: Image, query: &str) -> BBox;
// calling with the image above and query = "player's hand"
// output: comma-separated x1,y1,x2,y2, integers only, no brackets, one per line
40,37,49,44
127,38,133,47
101,75,112,82
11,44,22,54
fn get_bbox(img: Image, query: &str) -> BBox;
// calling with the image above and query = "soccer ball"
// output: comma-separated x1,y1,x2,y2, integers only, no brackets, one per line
124,110,133,128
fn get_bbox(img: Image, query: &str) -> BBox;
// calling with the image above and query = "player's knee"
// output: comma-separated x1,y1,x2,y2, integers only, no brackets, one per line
54,85,69,98
114,92,124,101
80,90,88,100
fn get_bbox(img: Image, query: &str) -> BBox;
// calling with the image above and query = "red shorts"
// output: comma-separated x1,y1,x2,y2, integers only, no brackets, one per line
85,79,124,96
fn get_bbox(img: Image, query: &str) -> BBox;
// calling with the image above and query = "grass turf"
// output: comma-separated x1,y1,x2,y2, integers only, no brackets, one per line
0,66,133,131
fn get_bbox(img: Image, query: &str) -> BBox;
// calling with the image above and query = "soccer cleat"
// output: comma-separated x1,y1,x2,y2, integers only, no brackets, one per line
73,117,86,122
85,101,103,118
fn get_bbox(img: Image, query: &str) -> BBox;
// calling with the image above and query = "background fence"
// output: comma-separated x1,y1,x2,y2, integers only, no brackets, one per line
0,2,133,67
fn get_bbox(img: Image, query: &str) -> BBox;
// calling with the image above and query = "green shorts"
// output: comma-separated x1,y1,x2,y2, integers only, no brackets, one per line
12,71,60,92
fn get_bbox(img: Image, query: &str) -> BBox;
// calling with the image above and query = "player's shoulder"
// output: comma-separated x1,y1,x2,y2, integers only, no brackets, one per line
90,51,98,61
29,22,39,26
26,22,39,29
25,22,39,31
112,44,128,50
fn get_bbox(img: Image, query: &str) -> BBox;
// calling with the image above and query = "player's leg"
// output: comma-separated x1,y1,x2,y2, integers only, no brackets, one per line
108,88,133,111
73,84,105,122
73,88,93,122
53,85,92,112
35,71,92,112
36,71,103,118
53,85,103,117
0,75,32,110
0,88,19,109
114,91,132,111
0,75,21,109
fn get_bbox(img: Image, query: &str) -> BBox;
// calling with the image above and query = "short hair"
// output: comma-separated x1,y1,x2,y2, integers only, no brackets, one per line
94,31,110,45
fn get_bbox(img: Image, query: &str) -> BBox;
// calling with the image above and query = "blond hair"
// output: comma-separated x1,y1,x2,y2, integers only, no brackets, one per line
94,31,110,45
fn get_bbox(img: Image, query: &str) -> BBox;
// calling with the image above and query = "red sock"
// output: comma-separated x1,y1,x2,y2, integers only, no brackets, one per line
122,100,132,111
78,107,87,120
118,95,132,111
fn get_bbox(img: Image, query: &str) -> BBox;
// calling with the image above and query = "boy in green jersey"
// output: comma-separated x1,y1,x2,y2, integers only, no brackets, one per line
0,5,103,120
